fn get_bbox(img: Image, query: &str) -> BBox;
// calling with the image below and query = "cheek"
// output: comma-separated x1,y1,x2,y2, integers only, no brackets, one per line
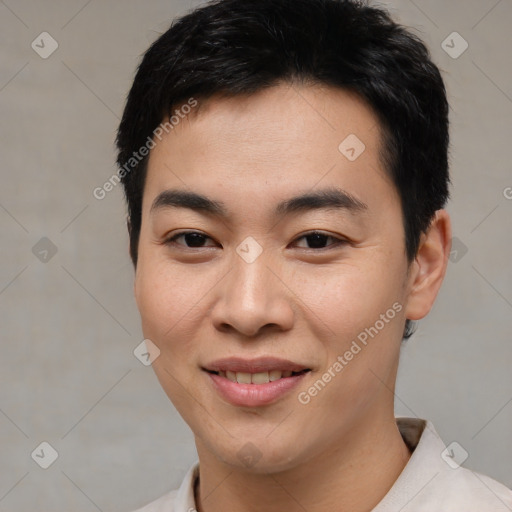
294,258,407,408
134,263,199,373
296,261,403,340
135,263,205,412
136,261,200,332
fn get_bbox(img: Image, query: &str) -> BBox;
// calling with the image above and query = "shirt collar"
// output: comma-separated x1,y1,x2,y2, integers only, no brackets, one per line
372,417,450,511
173,461,199,511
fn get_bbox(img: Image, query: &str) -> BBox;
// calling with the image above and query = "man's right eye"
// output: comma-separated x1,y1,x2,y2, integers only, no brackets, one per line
164,231,217,248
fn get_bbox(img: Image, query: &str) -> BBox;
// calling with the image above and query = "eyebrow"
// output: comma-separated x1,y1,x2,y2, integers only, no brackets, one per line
150,186,368,219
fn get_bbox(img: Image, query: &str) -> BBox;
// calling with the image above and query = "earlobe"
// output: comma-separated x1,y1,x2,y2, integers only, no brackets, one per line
404,209,452,321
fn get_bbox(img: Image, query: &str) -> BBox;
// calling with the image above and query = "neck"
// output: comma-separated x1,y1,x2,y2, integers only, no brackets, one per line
194,410,411,512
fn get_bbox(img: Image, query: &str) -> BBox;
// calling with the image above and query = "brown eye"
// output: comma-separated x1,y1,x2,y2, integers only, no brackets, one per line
293,231,346,250
164,231,216,248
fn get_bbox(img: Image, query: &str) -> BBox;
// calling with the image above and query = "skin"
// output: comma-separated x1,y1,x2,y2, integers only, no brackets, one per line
134,82,452,512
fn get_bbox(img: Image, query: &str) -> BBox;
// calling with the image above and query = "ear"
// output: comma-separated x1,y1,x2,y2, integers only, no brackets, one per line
404,209,452,321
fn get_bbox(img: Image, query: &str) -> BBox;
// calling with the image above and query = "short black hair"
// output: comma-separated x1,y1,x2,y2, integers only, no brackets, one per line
116,0,451,340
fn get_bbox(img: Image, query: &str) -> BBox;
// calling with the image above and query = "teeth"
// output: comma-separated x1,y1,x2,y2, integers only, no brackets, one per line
236,372,252,384
269,370,282,381
226,370,237,382
215,370,305,384
251,372,270,384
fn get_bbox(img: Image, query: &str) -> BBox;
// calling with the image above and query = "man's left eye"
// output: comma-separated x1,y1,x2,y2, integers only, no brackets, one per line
293,231,347,250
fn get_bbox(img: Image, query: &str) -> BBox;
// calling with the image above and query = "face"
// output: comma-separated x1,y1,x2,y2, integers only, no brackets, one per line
134,83,416,473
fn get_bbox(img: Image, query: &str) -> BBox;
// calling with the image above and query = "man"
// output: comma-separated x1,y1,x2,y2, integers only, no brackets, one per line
116,0,512,510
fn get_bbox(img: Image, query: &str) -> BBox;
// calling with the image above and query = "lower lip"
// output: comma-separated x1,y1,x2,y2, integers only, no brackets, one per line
205,371,309,407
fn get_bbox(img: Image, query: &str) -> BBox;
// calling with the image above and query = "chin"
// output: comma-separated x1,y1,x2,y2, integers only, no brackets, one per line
207,434,307,475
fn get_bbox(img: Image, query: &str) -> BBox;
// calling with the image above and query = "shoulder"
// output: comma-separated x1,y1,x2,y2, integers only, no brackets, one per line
376,418,512,511
129,489,179,512
127,461,199,512
427,466,512,510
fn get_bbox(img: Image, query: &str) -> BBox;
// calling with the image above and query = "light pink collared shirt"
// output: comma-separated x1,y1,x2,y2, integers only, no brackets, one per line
131,417,512,511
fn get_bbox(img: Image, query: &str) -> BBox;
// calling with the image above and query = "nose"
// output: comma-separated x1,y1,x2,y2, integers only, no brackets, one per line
210,250,295,338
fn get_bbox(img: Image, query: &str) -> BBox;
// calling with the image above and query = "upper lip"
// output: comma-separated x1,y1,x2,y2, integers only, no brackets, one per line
203,357,311,373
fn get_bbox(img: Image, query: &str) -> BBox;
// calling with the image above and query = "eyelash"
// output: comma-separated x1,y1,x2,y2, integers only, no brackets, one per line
163,230,347,251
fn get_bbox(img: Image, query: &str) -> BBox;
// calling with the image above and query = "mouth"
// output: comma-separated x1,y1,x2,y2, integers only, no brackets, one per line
201,357,312,407
201,356,314,407
204,368,311,384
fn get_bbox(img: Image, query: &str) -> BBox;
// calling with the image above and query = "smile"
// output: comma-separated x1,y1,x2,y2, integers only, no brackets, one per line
206,369,310,384
203,365,311,407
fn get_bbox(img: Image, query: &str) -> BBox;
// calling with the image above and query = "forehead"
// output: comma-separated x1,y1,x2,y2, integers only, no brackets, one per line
143,83,396,216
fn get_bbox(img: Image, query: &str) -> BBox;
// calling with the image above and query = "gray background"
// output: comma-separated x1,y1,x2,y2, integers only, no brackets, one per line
0,0,511,510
